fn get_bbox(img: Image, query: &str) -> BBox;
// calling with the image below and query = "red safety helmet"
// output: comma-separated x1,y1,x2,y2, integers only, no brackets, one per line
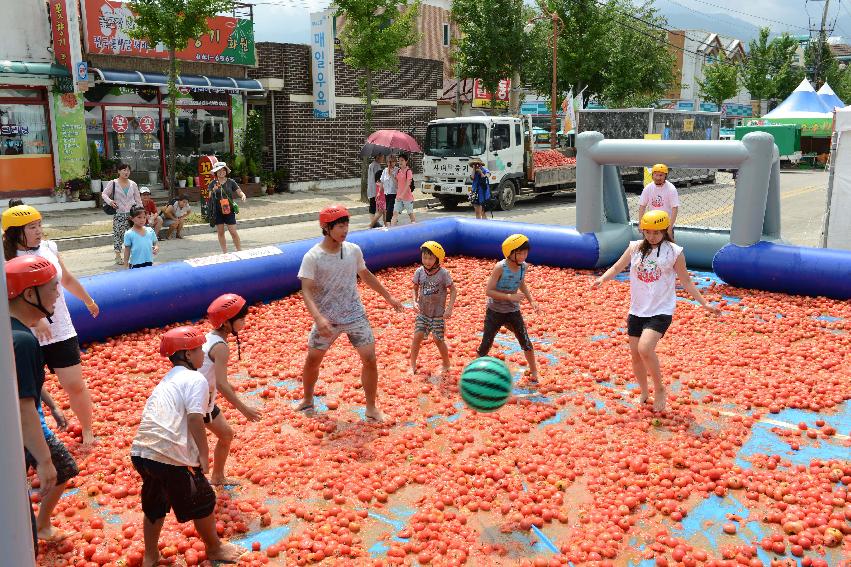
207,293,247,328
319,204,350,226
160,326,206,357
6,256,57,299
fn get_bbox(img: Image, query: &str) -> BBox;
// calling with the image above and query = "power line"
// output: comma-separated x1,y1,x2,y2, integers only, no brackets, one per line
675,0,809,31
665,0,771,37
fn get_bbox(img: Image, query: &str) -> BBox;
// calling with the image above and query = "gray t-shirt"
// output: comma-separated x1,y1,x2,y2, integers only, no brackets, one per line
367,161,382,198
298,241,367,324
413,266,453,318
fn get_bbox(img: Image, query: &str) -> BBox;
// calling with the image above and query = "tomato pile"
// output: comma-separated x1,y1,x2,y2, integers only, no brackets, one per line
34,259,850,566
532,151,576,169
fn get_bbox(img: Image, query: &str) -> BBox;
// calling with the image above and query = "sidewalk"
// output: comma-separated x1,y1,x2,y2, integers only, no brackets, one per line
42,186,436,251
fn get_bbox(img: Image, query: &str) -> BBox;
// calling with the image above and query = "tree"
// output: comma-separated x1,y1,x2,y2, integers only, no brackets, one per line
129,0,235,198
452,0,528,112
698,56,739,109
766,34,804,103
523,0,674,109
335,0,420,200
805,40,842,89
740,28,802,115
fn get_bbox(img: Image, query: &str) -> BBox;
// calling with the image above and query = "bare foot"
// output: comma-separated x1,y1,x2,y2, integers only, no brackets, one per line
408,366,417,376
82,431,98,446
142,553,160,567
210,476,242,487
436,366,451,378
364,407,385,422
639,392,649,404
206,542,248,563
653,388,667,412
37,526,69,542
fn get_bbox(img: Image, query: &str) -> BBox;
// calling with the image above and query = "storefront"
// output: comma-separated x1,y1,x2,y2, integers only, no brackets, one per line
0,85,56,194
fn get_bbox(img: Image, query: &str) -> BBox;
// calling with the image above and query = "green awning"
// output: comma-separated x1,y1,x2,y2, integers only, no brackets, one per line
0,60,71,77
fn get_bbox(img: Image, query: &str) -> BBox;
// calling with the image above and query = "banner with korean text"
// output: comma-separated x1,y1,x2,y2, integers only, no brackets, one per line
310,11,336,119
472,79,510,109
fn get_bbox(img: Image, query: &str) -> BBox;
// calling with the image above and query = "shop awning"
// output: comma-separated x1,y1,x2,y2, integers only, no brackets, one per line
89,68,263,92
0,60,71,77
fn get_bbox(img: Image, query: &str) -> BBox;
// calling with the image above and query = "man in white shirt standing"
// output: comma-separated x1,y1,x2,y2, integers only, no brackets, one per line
130,326,246,567
638,163,679,239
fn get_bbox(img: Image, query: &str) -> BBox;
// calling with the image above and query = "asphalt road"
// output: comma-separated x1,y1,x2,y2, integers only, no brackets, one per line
57,170,829,278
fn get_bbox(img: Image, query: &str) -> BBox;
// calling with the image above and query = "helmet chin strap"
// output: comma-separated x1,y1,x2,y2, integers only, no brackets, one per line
24,288,54,324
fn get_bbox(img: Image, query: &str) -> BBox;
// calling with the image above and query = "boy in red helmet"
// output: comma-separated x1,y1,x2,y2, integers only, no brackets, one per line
199,293,261,486
297,204,404,422
130,326,246,567
7,255,73,553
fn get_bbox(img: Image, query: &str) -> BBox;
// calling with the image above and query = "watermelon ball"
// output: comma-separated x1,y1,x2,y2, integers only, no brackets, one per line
459,356,513,412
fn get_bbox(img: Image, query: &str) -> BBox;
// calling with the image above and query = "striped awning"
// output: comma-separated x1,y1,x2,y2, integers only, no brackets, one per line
89,68,263,91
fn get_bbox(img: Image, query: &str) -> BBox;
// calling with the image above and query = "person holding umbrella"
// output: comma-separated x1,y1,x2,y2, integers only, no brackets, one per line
381,155,399,225
207,162,247,253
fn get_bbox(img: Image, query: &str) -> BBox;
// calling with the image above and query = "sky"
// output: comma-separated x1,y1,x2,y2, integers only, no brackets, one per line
248,0,843,45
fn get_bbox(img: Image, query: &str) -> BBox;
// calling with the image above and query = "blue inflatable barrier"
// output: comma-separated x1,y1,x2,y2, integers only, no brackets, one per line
713,241,851,300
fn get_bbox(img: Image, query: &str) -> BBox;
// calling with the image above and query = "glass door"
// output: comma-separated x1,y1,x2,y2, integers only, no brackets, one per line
104,106,162,187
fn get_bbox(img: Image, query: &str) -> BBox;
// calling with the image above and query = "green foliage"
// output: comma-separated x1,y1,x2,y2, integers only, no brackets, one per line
698,56,739,109
740,28,803,114
88,141,101,179
451,0,528,109
524,0,674,109
232,155,247,178
240,109,264,172
805,40,842,89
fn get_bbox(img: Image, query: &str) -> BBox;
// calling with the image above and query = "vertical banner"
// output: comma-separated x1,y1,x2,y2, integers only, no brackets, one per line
49,0,85,92
231,94,245,155
310,10,336,119
53,92,88,181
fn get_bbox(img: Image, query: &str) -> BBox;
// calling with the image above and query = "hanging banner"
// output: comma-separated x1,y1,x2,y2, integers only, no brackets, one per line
472,79,511,109
49,0,86,93
310,10,336,119
54,93,88,181
80,0,256,66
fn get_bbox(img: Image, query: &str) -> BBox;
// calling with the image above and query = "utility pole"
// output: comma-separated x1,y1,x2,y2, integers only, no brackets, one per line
812,0,832,88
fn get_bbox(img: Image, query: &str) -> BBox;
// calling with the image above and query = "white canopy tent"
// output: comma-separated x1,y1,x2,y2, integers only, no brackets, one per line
822,106,851,249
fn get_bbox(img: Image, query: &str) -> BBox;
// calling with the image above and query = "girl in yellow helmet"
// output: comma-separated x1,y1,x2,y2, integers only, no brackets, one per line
2,205,100,445
593,211,719,412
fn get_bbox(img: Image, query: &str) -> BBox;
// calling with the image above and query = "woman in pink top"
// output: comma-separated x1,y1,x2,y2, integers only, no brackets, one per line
391,154,416,226
102,163,143,265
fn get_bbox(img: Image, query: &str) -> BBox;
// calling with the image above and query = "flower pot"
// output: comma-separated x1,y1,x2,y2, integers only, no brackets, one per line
147,171,157,184
260,185,267,195
90,179,103,193
55,193,67,203
70,190,80,202
186,177,194,187
253,176,260,183
178,179,187,188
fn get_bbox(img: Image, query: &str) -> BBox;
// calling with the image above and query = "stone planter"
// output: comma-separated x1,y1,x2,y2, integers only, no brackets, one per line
178,179,187,188
90,179,103,193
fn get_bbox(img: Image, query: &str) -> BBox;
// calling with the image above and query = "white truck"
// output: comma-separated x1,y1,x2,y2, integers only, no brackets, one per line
420,116,577,210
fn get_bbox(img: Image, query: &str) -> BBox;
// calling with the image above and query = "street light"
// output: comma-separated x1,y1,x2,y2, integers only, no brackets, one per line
527,9,562,150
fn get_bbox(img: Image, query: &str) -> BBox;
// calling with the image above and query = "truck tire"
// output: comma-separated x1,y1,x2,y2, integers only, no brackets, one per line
497,179,516,211
437,195,463,210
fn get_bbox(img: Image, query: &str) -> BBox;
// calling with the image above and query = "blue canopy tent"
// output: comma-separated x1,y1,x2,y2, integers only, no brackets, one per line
818,83,846,110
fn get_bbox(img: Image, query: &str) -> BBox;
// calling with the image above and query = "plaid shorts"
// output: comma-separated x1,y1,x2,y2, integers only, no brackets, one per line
308,316,375,351
414,314,446,340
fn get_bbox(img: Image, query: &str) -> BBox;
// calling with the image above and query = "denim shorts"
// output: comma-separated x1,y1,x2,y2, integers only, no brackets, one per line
393,199,414,214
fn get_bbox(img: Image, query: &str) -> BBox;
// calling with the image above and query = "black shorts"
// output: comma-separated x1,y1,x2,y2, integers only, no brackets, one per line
131,456,216,523
129,262,153,269
214,210,236,226
368,197,377,215
203,404,221,424
627,314,673,338
41,336,82,372
478,308,533,355
25,433,79,486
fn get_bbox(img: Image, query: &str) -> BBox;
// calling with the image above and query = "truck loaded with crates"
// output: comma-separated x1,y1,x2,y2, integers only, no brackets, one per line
421,116,576,210
577,108,722,187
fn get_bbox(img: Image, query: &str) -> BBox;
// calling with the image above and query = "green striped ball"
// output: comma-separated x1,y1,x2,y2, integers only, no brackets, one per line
459,357,513,412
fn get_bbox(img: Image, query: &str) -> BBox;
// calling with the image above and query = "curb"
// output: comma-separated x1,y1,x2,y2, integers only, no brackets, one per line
54,197,437,251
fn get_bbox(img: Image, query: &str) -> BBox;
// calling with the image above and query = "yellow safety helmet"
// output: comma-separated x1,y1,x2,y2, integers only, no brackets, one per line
420,240,445,263
639,210,671,231
2,205,42,231
651,163,669,175
502,233,529,259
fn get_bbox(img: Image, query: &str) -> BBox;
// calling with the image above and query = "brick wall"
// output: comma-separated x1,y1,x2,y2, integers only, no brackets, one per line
250,43,442,184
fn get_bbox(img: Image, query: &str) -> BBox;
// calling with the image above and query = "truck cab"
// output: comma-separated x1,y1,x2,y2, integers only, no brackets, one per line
422,116,528,210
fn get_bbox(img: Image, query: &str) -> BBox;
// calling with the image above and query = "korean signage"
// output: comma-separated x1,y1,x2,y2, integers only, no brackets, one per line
310,10,336,119
472,78,511,109
81,0,256,66
54,93,89,180
50,0,86,93
198,155,218,201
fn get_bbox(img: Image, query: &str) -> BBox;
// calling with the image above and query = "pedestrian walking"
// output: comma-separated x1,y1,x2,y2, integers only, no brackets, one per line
207,162,247,253
367,155,385,228
381,156,399,225
102,163,142,265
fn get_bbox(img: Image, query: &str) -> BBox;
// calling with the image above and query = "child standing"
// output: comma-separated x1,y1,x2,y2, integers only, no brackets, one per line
123,205,158,269
297,205,404,422
130,326,246,567
593,211,720,412
200,293,262,486
410,241,457,377
368,169,387,229
391,154,416,226
638,163,679,239
477,234,540,382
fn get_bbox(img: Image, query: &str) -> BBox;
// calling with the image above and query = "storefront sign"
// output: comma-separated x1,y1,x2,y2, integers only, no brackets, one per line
50,0,85,92
473,79,511,109
138,115,156,134
54,92,88,180
81,0,256,66
111,114,129,133
0,125,30,136
310,10,336,119
198,155,218,200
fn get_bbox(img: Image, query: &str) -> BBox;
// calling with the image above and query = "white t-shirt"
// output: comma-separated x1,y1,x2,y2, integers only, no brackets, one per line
18,241,77,345
297,241,367,324
381,166,398,195
198,333,225,413
130,366,209,466
639,181,680,218
629,240,684,317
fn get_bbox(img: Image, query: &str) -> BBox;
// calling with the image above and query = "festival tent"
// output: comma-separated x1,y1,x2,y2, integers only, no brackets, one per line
817,83,845,110
746,79,833,137
822,105,851,250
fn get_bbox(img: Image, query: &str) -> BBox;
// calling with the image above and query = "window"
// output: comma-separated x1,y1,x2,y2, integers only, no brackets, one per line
490,124,510,151
515,123,522,146
0,88,50,156
425,123,487,157
443,23,450,47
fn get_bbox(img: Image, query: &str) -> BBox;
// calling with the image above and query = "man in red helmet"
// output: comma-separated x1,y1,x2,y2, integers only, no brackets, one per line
297,204,404,421
130,326,246,567
6,255,67,552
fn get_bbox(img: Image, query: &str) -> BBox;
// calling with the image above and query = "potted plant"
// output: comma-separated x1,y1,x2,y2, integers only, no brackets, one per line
260,171,273,195
88,142,102,193
68,178,85,201
53,180,68,203
249,159,260,184
233,155,248,184
101,158,117,185
274,167,289,193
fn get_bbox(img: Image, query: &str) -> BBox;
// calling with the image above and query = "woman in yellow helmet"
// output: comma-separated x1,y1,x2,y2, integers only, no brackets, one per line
593,211,719,412
3,205,100,445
